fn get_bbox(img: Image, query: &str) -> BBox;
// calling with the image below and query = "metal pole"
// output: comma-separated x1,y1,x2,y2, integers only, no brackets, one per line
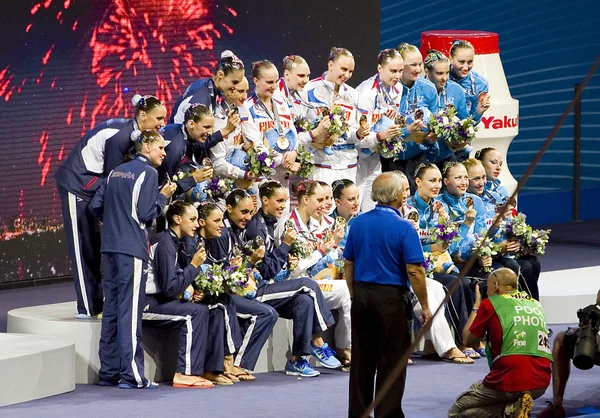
573,84,582,221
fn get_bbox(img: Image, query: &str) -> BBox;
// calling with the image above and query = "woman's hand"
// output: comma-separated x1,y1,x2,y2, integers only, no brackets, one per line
333,225,345,245
463,208,477,227
249,246,266,265
422,132,438,144
378,125,402,142
190,248,207,268
282,228,298,246
479,255,492,269
431,241,449,254
356,124,370,140
407,120,425,134
160,181,177,198
319,238,336,255
282,150,298,166
288,255,299,272
476,93,491,116
193,290,205,302
284,161,301,173
192,166,213,183
229,256,243,267
222,110,241,136
505,240,520,254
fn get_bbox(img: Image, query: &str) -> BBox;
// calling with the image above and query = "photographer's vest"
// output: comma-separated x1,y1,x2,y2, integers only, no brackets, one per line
486,291,553,367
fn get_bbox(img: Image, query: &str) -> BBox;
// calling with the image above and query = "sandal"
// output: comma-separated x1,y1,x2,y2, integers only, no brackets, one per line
463,349,481,359
234,370,256,381
203,372,233,386
173,377,214,389
441,355,474,364
223,372,240,383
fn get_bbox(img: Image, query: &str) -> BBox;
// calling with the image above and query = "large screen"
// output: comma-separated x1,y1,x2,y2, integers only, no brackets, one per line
0,0,380,283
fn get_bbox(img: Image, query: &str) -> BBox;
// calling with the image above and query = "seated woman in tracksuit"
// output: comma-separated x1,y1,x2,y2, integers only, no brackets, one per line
274,181,350,367
464,158,541,300
89,130,177,388
197,196,277,381
407,162,479,357
144,201,227,389
243,182,341,376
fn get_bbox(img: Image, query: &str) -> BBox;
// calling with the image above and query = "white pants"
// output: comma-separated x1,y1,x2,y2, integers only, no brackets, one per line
310,166,357,186
413,278,457,357
315,279,351,349
356,153,381,213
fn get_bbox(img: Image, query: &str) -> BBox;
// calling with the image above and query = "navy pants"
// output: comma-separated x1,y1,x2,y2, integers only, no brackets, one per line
232,295,278,370
58,185,103,316
99,253,148,387
142,295,225,376
208,293,242,358
256,277,334,356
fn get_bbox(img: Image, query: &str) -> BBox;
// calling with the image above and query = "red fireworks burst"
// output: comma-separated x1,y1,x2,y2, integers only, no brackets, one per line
2,0,236,187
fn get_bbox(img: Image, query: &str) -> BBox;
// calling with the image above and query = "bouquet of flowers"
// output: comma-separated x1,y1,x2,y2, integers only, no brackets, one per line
428,106,460,143
294,117,315,133
172,170,193,181
246,148,277,177
289,240,313,260
521,227,550,257
472,235,502,272
421,252,438,279
450,116,478,146
193,264,227,300
323,105,350,146
430,217,461,246
224,263,256,299
503,212,529,241
376,130,405,159
291,146,316,178
205,177,234,199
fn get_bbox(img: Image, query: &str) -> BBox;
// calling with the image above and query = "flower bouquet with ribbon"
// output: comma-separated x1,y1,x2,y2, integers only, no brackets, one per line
502,211,529,254
246,147,277,177
192,264,227,304
323,105,350,147
430,216,461,246
421,252,438,279
472,235,502,272
374,114,406,159
521,227,550,257
291,146,315,178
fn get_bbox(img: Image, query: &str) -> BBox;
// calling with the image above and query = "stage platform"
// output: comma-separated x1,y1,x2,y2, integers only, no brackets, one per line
0,333,75,407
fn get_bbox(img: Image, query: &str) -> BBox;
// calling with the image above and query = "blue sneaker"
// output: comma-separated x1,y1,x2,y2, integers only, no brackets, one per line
285,358,320,377
118,380,159,389
310,343,342,369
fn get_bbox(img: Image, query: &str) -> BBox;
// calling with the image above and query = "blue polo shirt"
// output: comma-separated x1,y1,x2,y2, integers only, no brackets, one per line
343,205,424,287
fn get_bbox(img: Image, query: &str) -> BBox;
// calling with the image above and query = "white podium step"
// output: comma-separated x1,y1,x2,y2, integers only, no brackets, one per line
539,266,600,324
0,333,75,407
7,301,296,384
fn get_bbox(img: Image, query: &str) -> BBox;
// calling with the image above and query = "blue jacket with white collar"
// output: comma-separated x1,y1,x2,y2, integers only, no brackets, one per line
170,78,225,125
54,118,139,201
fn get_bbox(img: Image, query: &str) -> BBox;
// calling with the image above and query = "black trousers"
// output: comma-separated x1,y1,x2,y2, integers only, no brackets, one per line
349,282,412,418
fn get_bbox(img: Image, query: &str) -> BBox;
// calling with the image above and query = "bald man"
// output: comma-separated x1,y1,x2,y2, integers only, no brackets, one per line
448,268,552,418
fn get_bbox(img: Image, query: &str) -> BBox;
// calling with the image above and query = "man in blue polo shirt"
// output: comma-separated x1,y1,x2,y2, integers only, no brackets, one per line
344,171,431,418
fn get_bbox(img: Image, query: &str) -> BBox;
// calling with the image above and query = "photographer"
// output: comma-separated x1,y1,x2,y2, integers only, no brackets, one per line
537,289,600,418
449,268,552,418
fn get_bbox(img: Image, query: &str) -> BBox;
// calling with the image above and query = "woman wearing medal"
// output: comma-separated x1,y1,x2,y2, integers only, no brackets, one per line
384,43,440,192
275,180,350,367
407,162,479,356
301,47,378,185
242,60,301,187
355,48,405,212
449,40,492,118
170,50,245,125
210,77,260,181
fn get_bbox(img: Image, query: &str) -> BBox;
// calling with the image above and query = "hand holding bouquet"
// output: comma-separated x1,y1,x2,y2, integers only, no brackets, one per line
323,105,350,147
521,227,550,257
290,146,315,178
428,106,460,144
430,216,460,247
421,252,438,279
193,264,227,300
205,177,234,199
472,235,502,272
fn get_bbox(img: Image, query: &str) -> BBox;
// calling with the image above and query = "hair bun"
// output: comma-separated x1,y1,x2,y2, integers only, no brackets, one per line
221,50,235,59
132,94,143,107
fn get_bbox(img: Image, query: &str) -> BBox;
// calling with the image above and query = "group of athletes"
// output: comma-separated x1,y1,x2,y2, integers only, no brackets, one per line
53,40,547,390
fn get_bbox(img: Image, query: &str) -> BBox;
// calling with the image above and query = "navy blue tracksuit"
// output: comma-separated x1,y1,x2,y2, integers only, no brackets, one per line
90,154,168,387
203,222,279,371
54,117,140,317
143,230,225,376
170,78,224,125
158,124,224,194
245,211,335,356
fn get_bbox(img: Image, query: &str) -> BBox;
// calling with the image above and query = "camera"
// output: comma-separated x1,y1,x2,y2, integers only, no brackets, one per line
467,276,487,298
573,304,600,370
